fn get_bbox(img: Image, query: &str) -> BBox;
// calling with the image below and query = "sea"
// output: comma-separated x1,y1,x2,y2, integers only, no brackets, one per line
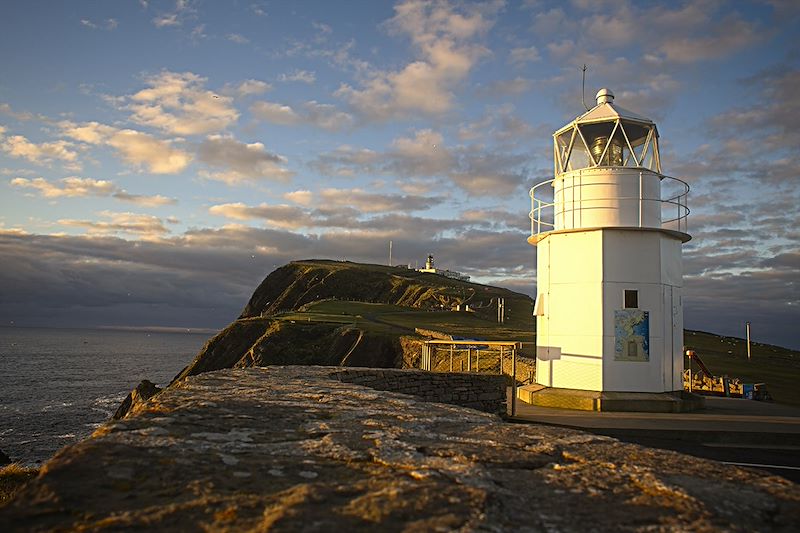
0,326,210,465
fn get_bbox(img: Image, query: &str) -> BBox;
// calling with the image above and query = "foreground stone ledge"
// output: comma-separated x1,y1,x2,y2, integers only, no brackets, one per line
1,366,798,532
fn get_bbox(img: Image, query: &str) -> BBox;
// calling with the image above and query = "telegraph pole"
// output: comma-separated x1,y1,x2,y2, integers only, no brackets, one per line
746,321,751,362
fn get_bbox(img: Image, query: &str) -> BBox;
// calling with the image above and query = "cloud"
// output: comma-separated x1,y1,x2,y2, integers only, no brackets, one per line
227,33,249,44
283,190,313,206
335,0,502,120
10,176,176,206
207,199,468,235
110,190,177,207
249,101,299,125
0,131,80,170
125,70,239,135
312,21,333,35
0,221,529,333
0,228,312,329
58,211,172,237
59,121,191,174
709,66,800,152
197,135,293,184
278,69,316,83
0,103,41,121
532,1,765,118
318,188,442,213
657,14,760,63
108,129,191,174
229,79,271,97
11,176,115,198
209,203,307,229
311,129,528,197
189,24,206,40
152,0,194,28
509,46,540,64
251,3,267,17
80,18,118,30
59,121,116,144
552,0,760,64
153,13,180,27
251,100,353,131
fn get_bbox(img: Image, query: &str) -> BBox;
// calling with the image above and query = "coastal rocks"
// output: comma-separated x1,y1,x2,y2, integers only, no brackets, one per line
112,380,162,420
2,366,798,531
0,449,9,466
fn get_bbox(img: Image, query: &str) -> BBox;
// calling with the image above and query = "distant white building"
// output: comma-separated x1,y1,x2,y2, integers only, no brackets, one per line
417,254,470,282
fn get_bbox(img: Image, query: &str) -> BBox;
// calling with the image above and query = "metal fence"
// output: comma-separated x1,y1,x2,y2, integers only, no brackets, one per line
420,340,524,416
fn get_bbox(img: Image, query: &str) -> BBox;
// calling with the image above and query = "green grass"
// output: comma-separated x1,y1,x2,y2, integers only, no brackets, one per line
0,463,38,506
284,300,535,341
684,330,800,407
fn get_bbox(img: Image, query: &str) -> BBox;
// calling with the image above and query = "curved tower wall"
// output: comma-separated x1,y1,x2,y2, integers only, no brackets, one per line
552,168,662,230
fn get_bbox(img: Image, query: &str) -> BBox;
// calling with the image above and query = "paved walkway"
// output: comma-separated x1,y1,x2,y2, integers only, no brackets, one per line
510,397,800,435
508,396,800,482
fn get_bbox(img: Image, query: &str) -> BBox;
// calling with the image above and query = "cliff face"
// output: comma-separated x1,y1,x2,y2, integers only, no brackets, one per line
173,260,533,382
174,320,403,382
3,367,797,531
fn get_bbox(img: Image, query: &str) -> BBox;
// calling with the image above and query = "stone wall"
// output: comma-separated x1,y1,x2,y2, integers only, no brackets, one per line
332,368,507,415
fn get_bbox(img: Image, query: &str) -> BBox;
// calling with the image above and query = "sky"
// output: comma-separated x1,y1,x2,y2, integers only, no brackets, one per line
0,0,798,349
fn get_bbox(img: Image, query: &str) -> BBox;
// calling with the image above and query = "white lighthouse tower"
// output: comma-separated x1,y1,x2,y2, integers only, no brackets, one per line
527,89,691,408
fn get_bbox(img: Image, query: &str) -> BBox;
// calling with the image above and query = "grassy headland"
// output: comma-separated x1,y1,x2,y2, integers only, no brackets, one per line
175,259,800,406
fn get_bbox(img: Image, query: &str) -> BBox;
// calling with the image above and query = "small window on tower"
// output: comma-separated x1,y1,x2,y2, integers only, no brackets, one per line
624,290,639,309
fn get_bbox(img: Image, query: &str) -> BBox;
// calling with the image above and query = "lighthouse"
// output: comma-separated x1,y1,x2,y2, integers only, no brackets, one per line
528,89,691,404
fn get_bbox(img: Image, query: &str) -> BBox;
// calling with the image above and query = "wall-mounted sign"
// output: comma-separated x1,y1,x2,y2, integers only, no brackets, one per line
614,309,650,362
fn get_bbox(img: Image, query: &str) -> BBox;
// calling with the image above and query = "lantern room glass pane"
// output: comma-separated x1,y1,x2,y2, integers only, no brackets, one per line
621,121,649,146
579,122,624,167
642,136,659,171
567,132,591,170
555,130,572,171
620,122,651,167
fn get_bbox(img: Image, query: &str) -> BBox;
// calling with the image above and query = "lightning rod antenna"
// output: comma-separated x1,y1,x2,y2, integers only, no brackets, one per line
581,64,589,111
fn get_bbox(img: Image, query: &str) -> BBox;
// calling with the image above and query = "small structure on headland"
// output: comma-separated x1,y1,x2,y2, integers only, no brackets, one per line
417,254,470,281
523,88,699,412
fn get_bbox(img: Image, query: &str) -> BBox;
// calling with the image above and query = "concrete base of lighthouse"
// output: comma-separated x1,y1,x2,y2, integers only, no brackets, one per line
517,384,705,413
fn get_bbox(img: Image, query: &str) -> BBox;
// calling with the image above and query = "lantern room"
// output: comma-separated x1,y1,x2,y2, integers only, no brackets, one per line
553,89,661,175
530,89,689,239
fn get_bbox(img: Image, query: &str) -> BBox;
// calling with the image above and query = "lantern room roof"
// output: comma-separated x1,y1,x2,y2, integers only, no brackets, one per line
554,89,657,136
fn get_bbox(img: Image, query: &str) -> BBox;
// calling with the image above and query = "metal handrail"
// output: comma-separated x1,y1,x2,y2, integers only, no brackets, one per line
529,171,690,238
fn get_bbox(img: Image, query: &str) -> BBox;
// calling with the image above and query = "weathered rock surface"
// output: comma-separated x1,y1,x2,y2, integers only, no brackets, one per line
2,367,798,531
112,379,162,420
0,448,10,466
